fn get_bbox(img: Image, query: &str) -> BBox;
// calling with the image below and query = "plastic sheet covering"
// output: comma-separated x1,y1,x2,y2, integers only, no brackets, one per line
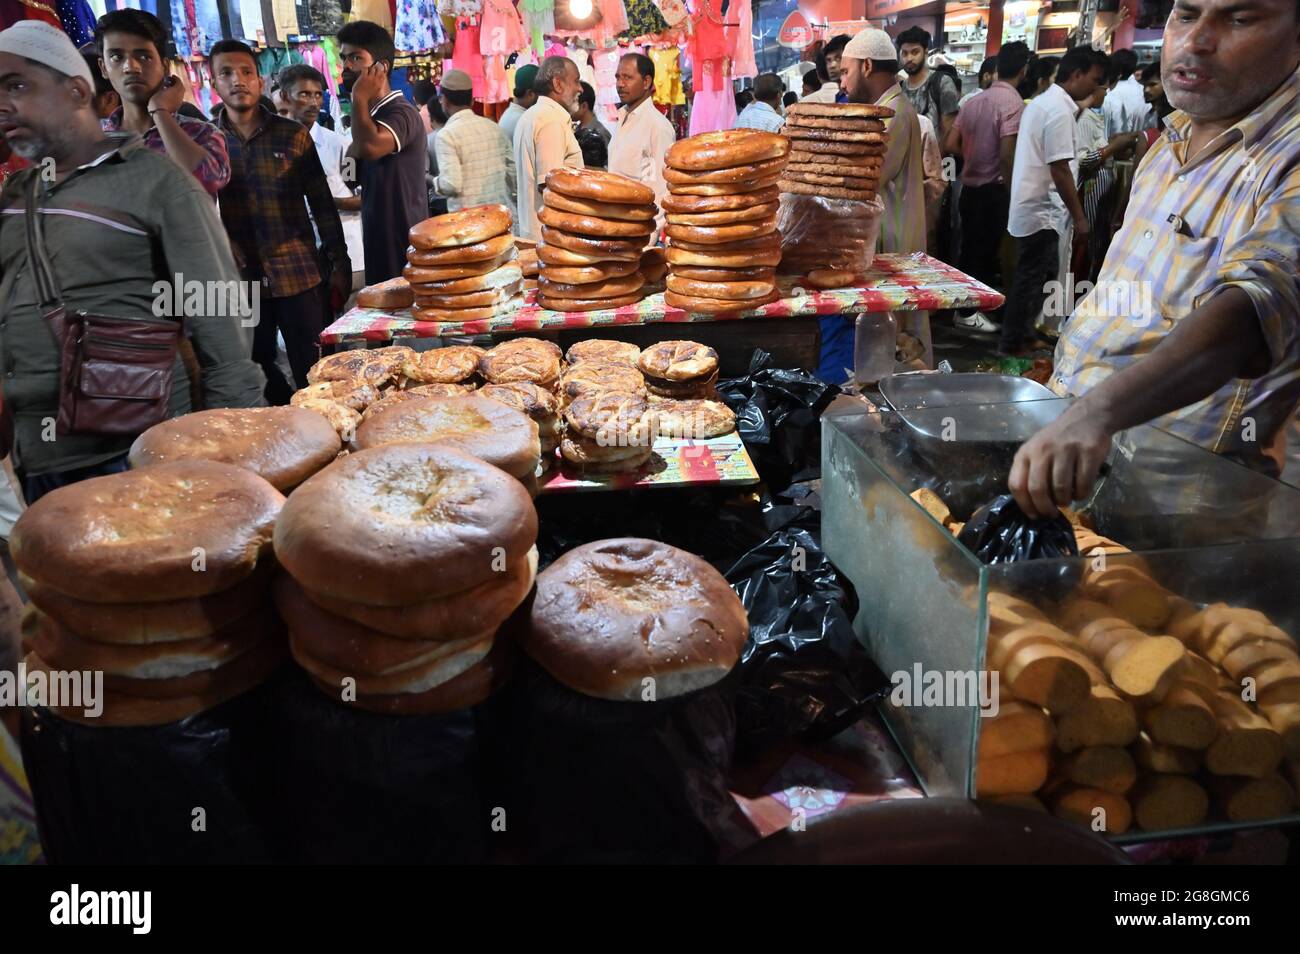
957,494,1080,564
776,193,884,277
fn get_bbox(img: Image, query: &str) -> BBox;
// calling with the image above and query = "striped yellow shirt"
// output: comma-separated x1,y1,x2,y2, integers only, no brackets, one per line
1053,65,1300,476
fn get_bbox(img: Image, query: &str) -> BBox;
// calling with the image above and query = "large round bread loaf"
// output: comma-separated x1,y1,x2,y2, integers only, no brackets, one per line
409,204,512,250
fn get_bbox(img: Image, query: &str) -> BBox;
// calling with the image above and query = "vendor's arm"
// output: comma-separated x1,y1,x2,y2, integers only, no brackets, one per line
1010,287,1269,517
345,65,399,162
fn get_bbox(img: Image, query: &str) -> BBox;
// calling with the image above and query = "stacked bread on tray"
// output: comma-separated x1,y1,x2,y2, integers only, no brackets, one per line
661,130,789,314
779,102,890,202
12,462,285,726
536,168,655,313
404,204,523,322
274,443,536,715
638,341,736,439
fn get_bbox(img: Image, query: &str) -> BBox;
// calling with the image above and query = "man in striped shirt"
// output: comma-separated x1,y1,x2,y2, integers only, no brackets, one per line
431,69,516,226
1011,0,1300,517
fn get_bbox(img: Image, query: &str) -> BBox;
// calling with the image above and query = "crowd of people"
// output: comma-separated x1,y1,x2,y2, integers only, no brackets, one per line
0,1,1296,517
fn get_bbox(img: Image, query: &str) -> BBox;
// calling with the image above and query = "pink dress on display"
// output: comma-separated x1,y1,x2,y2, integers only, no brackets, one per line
592,48,621,124
452,11,487,100
686,0,737,134
595,0,629,43
480,0,528,58
731,0,756,80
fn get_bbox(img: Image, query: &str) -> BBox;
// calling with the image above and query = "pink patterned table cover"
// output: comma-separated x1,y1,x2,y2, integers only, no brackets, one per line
320,253,1005,344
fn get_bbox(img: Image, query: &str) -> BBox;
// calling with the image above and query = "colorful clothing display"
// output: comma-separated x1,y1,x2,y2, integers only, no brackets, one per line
56,0,95,46
592,47,620,123
593,0,628,43
259,0,280,44
519,0,552,58
239,0,265,40
688,86,734,136
452,14,486,99
480,0,526,58
395,0,441,51
351,0,393,30
270,0,299,40
648,45,684,106
483,53,509,103
624,0,667,36
731,0,755,80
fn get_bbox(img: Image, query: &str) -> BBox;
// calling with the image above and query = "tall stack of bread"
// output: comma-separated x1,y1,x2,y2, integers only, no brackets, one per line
906,487,1300,832
274,443,537,715
404,204,523,322
777,102,893,280
536,168,654,312
661,130,789,314
12,462,285,726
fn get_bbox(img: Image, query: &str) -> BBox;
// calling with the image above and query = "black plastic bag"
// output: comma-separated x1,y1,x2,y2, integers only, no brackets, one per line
957,494,1080,564
258,668,490,864
724,521,890,760
717,349,841,495
19,675,283,864
487,655,756,863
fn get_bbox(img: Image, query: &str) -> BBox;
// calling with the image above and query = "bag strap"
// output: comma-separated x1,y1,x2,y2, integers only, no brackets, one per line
24,173,64,313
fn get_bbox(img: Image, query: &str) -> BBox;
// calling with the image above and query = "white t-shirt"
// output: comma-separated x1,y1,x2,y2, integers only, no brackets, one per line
309,122,364,273
1008,83,1079,238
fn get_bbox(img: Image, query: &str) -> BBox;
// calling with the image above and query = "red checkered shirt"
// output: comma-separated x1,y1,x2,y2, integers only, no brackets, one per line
104,107,231,197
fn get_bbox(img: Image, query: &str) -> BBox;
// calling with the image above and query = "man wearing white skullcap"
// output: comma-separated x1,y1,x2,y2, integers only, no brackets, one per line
821,27,932,378
0,22,265,496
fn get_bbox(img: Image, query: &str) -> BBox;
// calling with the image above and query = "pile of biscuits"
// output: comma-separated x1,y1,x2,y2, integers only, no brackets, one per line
12,461,286,726
661,130,788,314
780,102,891,202
537,168,653,313
404,204,523,322
274,443,535,715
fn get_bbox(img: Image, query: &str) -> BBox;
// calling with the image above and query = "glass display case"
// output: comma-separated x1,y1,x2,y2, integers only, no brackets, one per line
821,391,1300,841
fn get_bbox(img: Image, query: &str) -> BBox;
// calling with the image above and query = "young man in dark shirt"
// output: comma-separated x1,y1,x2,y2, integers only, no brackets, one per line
210,39,350,404
337,20,427,285
96,9,230,197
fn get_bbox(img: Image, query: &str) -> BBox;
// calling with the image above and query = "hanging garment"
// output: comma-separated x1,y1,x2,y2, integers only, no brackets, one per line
293,0,311,35
592,0,627,44
57,0,96,46
482,52,509,103
651,0,686,26
220,0,244,42
308,0,343,33
238,0,264,40
192,0,223,49
648,45,683,106
564,44,594,87
270,0,299,40
452,15,486,100
518,0,552,59
350,0,393,29
0,0,61,29
687,85,734,135
259,0,280,44
592,48,620,124
731,0,755,80
395,0,440,51
480,0,526,59
623,0,666,36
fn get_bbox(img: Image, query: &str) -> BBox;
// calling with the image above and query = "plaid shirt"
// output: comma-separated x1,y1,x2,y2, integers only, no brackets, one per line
433,108,517,223
1053,65,1300,477
215,106,350,298
104,107,230,197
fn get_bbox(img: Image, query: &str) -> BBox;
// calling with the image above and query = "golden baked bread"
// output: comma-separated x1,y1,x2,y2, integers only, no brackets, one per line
20,559,275,645
403,249,516,283
405,232,513,265
294,399,363,440
307,345,414,388
479,382,561,421
664,220,778,246
665,274,776,301
540,259,640,285
637,340,719,382
129,407,341,492
524,538,749,699
663,155,787,184
408,203,512,250
411,262,524,295
408,382,478,397
783,115,887,134
354,393,540,478
519,246,540,278
639,247,668,283
536,242,616,267
559,435,654,471
544,166,655,206
291,381,379,413
411,280,523,310
412,301,520,323
287,547,537,643
362,388,440,421
668,174,782,196
538,291,644,313
650,396,736,438
275,443,537,604
643,369,720,398
537,272,646,300
805,268,859,290
12,460,282,603
669,264,776,283
785,101,895,119
23,640,285,725
559,362,646,403
538,206,655,240
545,191,657,222
661,186,779,214
539,226,645,259
356,277,414,310
400,345,484,385
665,129,790,172
292,625,493,695
665,244,781,268
565,339,642,368
306,638,510,715
664,201,779,227
31,604,279,679
664,288,781,314
563,390,657,447
480,338,563,386
669,230,782,254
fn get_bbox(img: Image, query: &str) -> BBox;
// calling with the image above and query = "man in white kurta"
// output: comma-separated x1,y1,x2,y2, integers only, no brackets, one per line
608,52,676,239
513,55,584,241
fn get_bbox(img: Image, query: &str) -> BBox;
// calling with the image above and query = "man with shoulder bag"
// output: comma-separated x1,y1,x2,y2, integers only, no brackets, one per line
0,23,265,503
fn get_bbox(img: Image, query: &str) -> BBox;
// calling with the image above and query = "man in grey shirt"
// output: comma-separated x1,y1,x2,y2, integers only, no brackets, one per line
897,25,960,144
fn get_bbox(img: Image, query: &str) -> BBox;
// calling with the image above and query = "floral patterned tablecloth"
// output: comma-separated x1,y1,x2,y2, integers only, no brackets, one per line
320,253,1005,344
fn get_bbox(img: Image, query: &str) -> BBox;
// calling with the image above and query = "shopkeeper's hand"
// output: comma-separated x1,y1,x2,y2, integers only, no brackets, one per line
349,63,386,110
1009,401,1112,518
149,75,185,117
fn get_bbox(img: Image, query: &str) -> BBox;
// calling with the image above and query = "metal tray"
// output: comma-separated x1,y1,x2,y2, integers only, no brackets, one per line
878,372,1062,442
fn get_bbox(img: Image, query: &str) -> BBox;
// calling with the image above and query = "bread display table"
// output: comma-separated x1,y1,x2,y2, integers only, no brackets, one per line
321,254,1004,375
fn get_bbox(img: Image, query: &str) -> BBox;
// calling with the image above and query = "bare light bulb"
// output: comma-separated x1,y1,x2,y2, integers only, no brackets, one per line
570,0,593,18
